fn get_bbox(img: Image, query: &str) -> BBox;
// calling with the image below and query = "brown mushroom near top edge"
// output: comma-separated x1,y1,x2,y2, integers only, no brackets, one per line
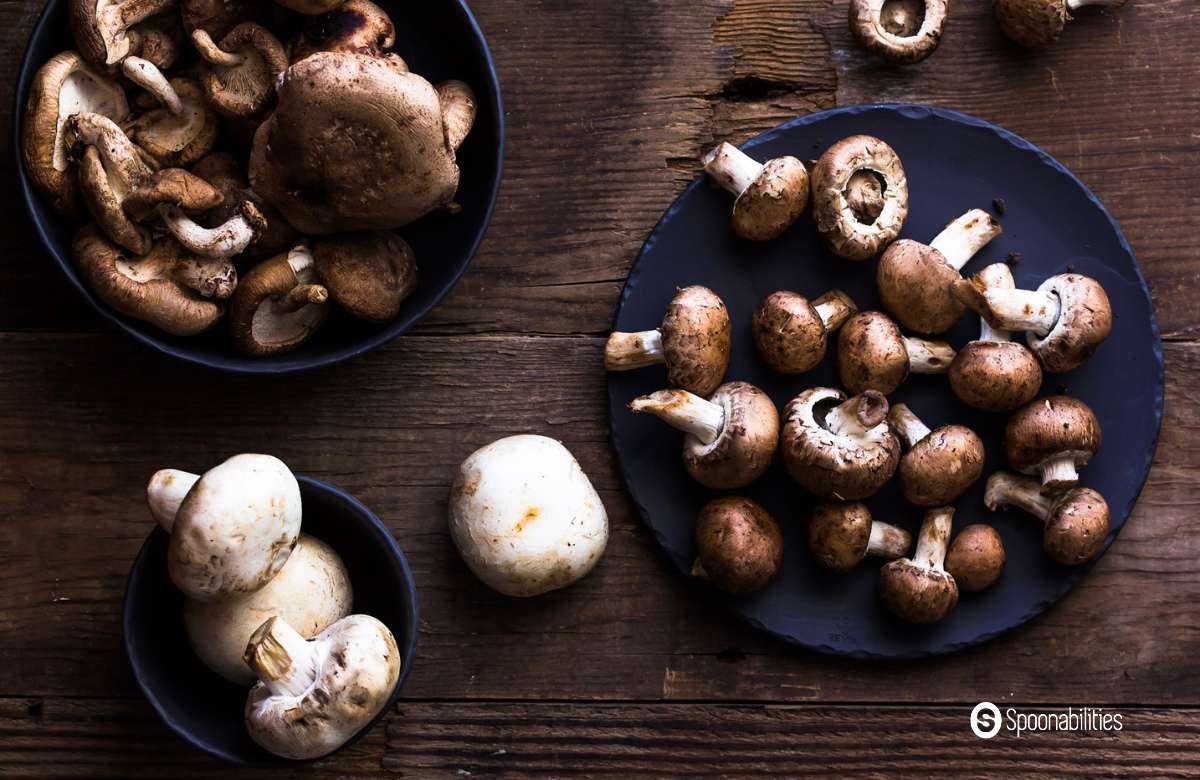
70,0,176,67
605,285,731,397
1004,396,1101,495
849,0,949,64
230,245,330,356
889,403,984,507
808,501,911,573
692,496,783,596
878,506,958,623
811,135,908,261
191,23,288,119
752,289,856,374
702,142,809,241
311,232,418,323
290,0,396,61
121,63,219,168
837,311,955,395
984,471,1109,565
629,382,779,490
945,524,1006,592
191,153,296,257
994,0,1127,48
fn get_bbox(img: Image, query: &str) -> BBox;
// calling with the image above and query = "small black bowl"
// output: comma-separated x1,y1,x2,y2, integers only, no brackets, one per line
15,0,503,373
123,475,418,765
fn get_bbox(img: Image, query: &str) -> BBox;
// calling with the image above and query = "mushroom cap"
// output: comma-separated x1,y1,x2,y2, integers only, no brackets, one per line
67,111,157,254
127,78,220,168
751,291,825,374
191,152,297,257
123,167,224,219
849,0,949,64
994,0,1069,47
230,245,330,356
730,156,809,241
876,238,963,334
879,558,958,623
290,0,396,60
660,285,732,397
949,341,1043,412
168,453,302,602
693,496,783,595
1027,274,1113,372
198,23,289,119
1044,488,1109,565
808,501,872,573
944,524,1006,592
448,435,608,597
837,311,909,395
184,533,353,684
682,381,780,489
898,424,985,507
311,231,418,323
1004,395,1101,476
781,387,900,500
811,135,908,261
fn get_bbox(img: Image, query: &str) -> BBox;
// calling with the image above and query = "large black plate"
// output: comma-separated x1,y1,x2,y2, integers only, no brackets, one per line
608,104,1163,658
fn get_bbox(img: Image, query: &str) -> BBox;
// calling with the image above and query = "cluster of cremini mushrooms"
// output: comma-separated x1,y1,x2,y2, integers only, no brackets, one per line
146,454,400,759
23,0,474,355
604,130,1117,624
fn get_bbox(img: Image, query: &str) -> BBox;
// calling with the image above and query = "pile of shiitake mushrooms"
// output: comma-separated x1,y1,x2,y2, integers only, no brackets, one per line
146,454,401,759
607,133,1114,625
22,0,475,356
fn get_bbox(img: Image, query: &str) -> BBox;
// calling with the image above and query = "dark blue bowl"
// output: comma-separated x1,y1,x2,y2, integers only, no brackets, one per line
123,475,419,765
15,0,503,373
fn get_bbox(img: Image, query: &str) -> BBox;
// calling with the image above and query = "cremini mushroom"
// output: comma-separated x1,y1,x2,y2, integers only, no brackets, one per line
752,289,856,374
878,506,958,623
65,111,157,254
889,403,985,507
1004,395,1101,494
69,0,176,67
811,135,908,261
146,453,302,602
185,533,352,684
877,208,1003,334
121,62,219,167
311,232,418,323
605,285,731,397
949,263,1043,412
984,471,1109,565
230,244,329,356
191,23,288,118
994,0,1127,48
244,614,400,760
837,311,955,395
952,271,1112,373
945,524,1006,592
629,381,780,489
701,141,809,241
191,152,296,257
808,501,911,573
290,0,395,61
691,497,783,595
849,0,949,64
448,435,608,597
781,388,900,500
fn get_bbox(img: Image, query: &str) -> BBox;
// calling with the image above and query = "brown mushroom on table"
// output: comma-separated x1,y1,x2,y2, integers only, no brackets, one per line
605,285,731,397
877,208,1003,335
781,388,900,500
290,0,397,61
702,142,809,241
629,382,779,489
889,403,985,507
984,471,1109,565
994,0,1127,48
945,524,1006,592
949,263,1043,412
311,232,419,323
191,23,288,119
1004,395,1101,494
837,311,955,395
878,506,958,623
752,289,856,374
808,501,911,573
692,497,783,596
849,0,949,64
811,135,908,261
121,60,219,167
230,244,330,356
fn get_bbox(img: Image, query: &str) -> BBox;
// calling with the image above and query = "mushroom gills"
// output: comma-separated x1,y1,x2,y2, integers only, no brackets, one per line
252,247,328,346
879,0,924,36
54,70,127,171
845,169,885,224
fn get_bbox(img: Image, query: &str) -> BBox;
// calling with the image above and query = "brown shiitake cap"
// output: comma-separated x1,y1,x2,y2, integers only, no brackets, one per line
752,289,856,374
892,406,985,508
681,381,779,489
66,111,158,255
945,524,1006,592
811,135,908,261
849,0,949,64
950,342,1042,412
123,168,224,220
837,311,908,394
693,496,783,596
70,0,176,66
291,0,397,61
311,231,418,323
661,285,732,397
732,156,810,242
878,507,958,623
193,23,289,119
1043,488,1109,565
1027,274,1112,373
1004,396,1101,493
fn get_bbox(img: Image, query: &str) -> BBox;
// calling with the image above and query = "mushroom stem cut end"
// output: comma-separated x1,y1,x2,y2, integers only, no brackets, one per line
928,209,1003,271
244,616,319,698
604,329,665,370
905,336,955,374
630,389,725,445
702,142,763,196
867,521,912,559
812,289,857,331
146,468,199,532
825,390,889,435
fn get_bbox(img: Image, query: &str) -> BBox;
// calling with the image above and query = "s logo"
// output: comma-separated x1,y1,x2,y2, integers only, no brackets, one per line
970,702,1002,739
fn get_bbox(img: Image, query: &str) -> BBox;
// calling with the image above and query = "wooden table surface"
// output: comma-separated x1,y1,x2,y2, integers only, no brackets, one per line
1,0,1198,777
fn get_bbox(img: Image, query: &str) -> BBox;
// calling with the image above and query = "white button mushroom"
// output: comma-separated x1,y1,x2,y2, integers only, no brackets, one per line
448,435,609,597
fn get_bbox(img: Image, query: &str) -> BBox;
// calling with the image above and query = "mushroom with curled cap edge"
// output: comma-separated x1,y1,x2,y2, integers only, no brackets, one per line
811,135,908,261
945,524,1006,592
984,471,1109,565
230,244,330,356
244,614,400,760
877,208,1003,335
781,388,900,500
145,453,302,602
311,232,419,323
752,289,856,374
69,0,177,68
629,381,780,490
121,63,219,168
191,152,296,258
951,270,1112,373
949,263,1043,412
65,111,157,254
994,0,1127,48
808,501,911,574
849,0,949,64
605,285,732,397
191,23,288,119
290,0,396,61
837,311,955,395
889,403,985,507
692,497,783,596
702,142,809,241
1003,395,1100,495
879,506,958,623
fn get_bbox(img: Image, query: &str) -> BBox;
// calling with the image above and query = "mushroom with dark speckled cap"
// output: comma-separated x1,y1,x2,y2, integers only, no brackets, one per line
849,0,949,64
808,501,911,573
878,506,959,623
1003,395,1101,494
994,0,1127,48
837,311,955,395
810,135,908,261
945,524,1006,592
702,142,809,241
984,471,1109,565
889,403,985,507
752,289,856,374
692,497,783,595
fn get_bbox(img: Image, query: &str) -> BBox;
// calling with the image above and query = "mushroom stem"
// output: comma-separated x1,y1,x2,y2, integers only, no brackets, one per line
1039,455,1081,494
146,468,199,532
812,289,857,332
974,263,1014,342
244,617,319,698
867,521,912,559
825,390,889,437
954,278,1061,336
928,209,1003,271
904,336,955,374
277,284,329,313
190,29,246,67
845,170,885,224
121,57,183,116
629,389,724,445
604,329,665,370
888,403,931,448
984,471,1053,520
913,507,953,570
702,142,763,196
1066,0,1126,8
159,205,262,258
